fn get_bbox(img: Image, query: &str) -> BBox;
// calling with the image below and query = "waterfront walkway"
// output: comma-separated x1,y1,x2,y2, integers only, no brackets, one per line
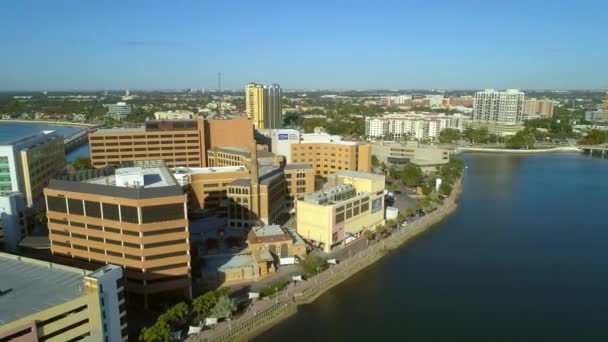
188,179,463,342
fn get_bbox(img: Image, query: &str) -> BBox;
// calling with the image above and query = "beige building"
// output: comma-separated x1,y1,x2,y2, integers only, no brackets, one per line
524,98,555,118
297,171,385,252
246,83,282,129
0,254,126,342
154,110,195,120
44,162,191,306
371,141,451,173
0,130,65,207
89,117,253,169
283,164,316,210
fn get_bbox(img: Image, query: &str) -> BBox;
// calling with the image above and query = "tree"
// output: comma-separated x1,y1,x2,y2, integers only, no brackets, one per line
439,182,453,196
72,157,92,171
33,209,47,225
193,292,217,320
363,230,375,240
421,184,433,195
399,164,423,187
163,302,189,323
300,254,325,276
139,320,171,342
210,296,237,319
579,129,608,145
386,219,396,228
371,155,379,167
438,128,461,143
405,208,414,217
375,224,386,234
506,130,535,149
397,213,406,222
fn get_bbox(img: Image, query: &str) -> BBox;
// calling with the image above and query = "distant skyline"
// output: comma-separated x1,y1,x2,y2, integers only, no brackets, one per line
1,0,607,91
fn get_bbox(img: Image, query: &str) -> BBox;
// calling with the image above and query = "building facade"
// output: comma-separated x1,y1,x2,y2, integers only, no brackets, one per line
0,130,65,207
270,129,372,176
0,254,126,342
88,117,253,169
107,102,132,121
472,89,525,136
371,141,451,173
246,83,282,129
364,113,471,140
524,98,555,118
44,163,191,305
296,171,385,252
154,110,195,120
0,192,26,252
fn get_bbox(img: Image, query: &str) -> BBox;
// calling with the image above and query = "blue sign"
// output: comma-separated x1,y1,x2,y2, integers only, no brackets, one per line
372,198,382,213
278,134,289,140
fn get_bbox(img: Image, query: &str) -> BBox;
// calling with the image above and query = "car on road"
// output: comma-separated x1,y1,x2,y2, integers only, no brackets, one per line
382,231,391,239
401,221,408,227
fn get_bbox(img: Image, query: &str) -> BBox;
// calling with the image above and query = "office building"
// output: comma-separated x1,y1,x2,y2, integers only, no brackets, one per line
154,110,195,120
0,130,65,207
524,98,555,118
472,89,525,135
88,117,253,169
0,254,126,342
603,92,608,111
283,164,315,210
246,83,282,129
296,171,385,252
44,161,191,305
106,102,132,121
371,141,451,173
270,129,371,176
0,193,26,252
365,113,469,140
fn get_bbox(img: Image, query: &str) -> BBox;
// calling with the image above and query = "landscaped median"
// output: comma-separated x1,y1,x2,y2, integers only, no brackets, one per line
188,177,464,342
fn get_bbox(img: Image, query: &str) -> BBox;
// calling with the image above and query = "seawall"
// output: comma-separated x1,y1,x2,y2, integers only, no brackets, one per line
0,119,96,128
458,146,581,154
193,179,464,342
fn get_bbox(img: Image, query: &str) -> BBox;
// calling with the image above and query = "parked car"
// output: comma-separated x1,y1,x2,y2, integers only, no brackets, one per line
382,231,391,238
401,221,408,227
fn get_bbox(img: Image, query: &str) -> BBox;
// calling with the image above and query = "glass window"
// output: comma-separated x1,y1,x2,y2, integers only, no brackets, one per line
68,198,84,216
102,203,119,221
85,201,102,218
47,196,67,213
141,204,184,223
121,205,138,223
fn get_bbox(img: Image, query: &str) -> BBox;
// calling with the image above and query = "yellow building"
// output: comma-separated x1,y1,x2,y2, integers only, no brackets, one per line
0,254,127,342
296,171,385,252
283,164,316,211
246,83,266,128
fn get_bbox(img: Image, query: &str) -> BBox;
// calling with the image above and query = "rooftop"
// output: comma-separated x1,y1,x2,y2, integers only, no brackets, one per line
85,166,177,188
284,163,313,170
0,253,87,326
0,130,60,147
94,126,146,134
171,166,247,176
333,170,385,181
302,184,357,205
202,253,257,273
251,224,285,238
300,133,358,146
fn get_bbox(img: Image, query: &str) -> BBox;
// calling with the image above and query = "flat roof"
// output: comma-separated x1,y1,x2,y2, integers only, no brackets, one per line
85,166,177,188
333,170,385,181
171,166,247,176
251,224,284,237
202,254,257,272
94,126,146,134
0,130,60,146
284,163,313,170
0,253,87,326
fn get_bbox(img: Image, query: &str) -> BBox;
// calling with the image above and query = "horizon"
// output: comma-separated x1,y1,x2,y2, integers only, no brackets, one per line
1,0,607,91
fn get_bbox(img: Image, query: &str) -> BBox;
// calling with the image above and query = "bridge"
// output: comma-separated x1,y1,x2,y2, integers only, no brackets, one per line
64,127,98,153
579,145,608,158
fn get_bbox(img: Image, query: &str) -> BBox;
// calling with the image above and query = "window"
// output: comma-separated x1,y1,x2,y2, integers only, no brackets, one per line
146,250,187,260
102,203,119,221
123,241,140,249
144,239,186,249
147,262,188,272
335,212,345,224
142,227,184,236
50,218,68,225
121,205,139,223
47,196,67,213
105,227,121,234
141,204,184,223
68,198,84,215
85,201,102,218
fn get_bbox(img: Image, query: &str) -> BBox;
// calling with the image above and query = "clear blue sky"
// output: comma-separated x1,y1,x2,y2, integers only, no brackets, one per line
1,0,607,91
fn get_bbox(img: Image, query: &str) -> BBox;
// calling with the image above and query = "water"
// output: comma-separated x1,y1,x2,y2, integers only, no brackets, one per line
257,153,608,342
0,122,90,162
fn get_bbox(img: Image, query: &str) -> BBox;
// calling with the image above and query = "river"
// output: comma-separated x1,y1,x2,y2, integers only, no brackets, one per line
0,122,90,162
256,153,608,341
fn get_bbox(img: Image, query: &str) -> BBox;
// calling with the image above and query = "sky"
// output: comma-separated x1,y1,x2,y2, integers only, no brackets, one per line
0,0,607,91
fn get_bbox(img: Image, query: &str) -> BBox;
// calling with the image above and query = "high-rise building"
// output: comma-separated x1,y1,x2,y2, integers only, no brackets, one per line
106,102,132,121
246,83,282,129
0,130,65,207
0,193,26,252
44,161,191,306
88,117,253,169
472,89,525,135
0,254,127,342
603,92,608,112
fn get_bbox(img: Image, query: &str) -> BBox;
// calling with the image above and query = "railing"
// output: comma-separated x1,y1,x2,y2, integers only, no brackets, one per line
190,179,463,342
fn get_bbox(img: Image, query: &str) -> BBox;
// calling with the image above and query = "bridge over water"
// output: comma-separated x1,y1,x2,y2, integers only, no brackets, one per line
579,145,608,158
64,127,98,153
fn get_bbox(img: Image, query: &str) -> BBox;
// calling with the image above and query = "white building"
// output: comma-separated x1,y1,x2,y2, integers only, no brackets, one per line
154,110,195,120
0,192,25,252
426,95,444,109
364,113,466,141
472,89,525,135
106,102,132,121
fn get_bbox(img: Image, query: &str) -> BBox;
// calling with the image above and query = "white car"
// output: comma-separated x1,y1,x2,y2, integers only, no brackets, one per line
401,221,408,227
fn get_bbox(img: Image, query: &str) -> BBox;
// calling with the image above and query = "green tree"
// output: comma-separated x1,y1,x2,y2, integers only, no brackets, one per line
363,230,375,240
375,224,386,234
506,130,535,149
33,209,47,225
438,128,461,143
579,129,608,145
139,320,171,342
72,157,92,171
210,296,237,319
439,182,453,196
162,302,189,322
300,254,325,276
192,292,217,320
399,164,423,187
405,208,414,217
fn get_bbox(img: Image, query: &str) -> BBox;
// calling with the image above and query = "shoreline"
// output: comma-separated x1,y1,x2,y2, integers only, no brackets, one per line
194,178,464,342
458,146,581,154
0,119,97,128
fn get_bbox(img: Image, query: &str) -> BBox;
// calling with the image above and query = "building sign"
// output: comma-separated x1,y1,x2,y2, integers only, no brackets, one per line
278,134,289,140
372,198,382,213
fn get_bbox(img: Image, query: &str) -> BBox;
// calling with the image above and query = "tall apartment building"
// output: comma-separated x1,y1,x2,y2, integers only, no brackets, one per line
603,92,608,111
296,171,385,252
524,98,555,118
88,117,253,169
44,162,191,306
246,83,282,129
472,89,525,135
270,129,371,176
0,254,127,342
0,130,65,207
